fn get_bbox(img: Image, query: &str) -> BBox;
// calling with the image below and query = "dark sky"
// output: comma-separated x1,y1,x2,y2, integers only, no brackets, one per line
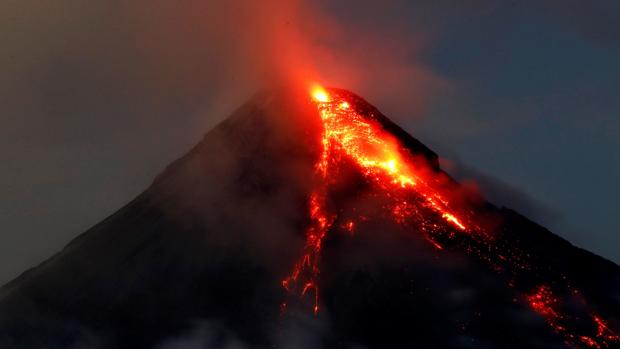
1,0,619,285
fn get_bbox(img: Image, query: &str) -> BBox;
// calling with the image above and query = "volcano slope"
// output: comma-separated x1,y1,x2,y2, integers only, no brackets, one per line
0,88,618,349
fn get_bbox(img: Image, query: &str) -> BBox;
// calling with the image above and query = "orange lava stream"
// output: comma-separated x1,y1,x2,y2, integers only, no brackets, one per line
281,86,618,348
527,286,620,349
282,86,468,312
313,86,468,231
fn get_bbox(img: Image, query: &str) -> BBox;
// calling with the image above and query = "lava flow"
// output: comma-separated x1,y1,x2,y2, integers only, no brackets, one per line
281,86,618,348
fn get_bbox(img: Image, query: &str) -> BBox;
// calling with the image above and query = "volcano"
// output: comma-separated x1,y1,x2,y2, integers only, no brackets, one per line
0,87,618,349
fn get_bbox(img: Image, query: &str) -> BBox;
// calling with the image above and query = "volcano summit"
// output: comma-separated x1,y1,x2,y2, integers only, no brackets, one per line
0,87,618,349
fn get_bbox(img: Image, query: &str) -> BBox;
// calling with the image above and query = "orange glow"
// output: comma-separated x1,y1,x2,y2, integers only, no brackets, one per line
593,315,620,345
311,85,329,102
344,221,355,233
442,213,466,230
525,286,620,348
528,285,560,319
313,87,467,231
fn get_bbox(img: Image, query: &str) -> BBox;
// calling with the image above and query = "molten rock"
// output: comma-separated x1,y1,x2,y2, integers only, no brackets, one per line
0,87,618,349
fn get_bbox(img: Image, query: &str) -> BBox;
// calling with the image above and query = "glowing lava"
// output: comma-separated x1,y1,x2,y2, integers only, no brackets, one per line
281,86,618,348
311,85,330,103
283,86,469,312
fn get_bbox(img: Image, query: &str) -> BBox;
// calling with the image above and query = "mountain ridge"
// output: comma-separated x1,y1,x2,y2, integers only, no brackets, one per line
0,87,618,349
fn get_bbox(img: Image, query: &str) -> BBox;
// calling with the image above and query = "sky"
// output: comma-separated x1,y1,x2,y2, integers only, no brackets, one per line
1,0,619,285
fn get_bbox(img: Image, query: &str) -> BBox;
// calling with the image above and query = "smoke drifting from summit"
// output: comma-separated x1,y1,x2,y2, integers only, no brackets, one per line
119,0,441,119
0,0,439,285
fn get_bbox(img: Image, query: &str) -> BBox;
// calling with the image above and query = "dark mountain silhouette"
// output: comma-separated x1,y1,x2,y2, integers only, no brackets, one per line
0,88,618,349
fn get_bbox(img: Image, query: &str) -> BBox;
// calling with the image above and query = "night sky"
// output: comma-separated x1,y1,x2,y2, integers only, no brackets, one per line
1,0,619,285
